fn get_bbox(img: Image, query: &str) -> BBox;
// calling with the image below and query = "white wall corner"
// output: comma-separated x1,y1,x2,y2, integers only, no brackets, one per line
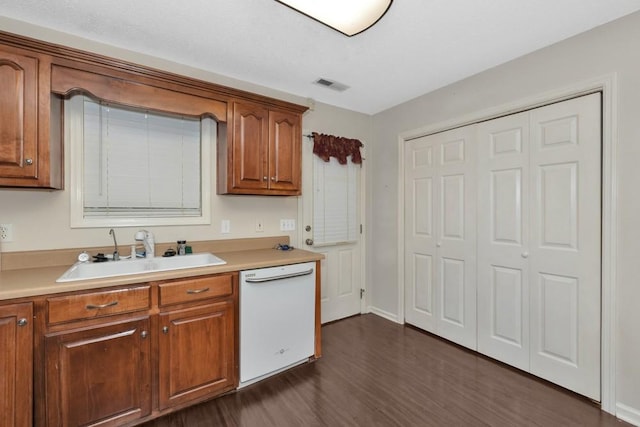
616,403,640,426
368,305,403,324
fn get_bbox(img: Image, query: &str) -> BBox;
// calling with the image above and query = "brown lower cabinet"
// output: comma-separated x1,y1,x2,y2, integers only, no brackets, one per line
158,300,235,410
44,318,152,426
0,302,33,427
36,272,238,426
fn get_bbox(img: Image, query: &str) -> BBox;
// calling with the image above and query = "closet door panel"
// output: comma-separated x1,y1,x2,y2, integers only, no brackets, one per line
404,137,437,332
529,93,601,401
477,112,530,370
434,127,477,350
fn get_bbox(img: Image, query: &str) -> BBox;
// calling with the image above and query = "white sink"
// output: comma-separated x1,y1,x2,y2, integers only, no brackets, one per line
56,253,227,283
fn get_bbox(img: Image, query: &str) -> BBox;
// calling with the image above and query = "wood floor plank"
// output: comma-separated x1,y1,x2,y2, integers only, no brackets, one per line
142,314,628,427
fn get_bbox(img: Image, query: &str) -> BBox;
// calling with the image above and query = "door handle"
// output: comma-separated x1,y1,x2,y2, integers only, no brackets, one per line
245,268,314,283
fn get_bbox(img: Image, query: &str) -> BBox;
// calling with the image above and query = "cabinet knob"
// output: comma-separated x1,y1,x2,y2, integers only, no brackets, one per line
25,158,33,165
271,177,276,181
263,176,268,181
521,252,529,258
162,326,169,334
141,330,148,339
305,238,314,246
17,318,28,327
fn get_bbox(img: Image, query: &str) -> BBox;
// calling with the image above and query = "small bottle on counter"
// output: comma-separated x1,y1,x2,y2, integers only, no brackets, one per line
177,240,187,256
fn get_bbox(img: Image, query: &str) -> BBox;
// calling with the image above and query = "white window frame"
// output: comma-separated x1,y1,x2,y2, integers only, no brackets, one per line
67,95,212,228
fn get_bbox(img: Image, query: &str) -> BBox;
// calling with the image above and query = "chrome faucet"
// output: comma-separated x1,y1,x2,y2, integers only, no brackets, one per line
109,228,120,261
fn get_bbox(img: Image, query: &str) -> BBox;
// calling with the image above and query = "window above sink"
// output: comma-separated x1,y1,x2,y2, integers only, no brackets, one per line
66,95,215,228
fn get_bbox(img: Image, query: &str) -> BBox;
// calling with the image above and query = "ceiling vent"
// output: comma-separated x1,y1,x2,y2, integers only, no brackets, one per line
313,78,349,92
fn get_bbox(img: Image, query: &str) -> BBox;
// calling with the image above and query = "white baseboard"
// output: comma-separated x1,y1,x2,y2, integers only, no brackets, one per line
367,305,403,324
616,403,640,426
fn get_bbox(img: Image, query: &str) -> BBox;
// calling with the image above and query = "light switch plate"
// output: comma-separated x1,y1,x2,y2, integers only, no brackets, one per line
280,219,296,231
221,220,231,234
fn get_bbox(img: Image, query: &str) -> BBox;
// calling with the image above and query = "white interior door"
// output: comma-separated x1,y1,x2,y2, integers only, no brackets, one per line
301,136,363,324
404,134,437,332
477,112,531,371
404,126,477,349
528,93,601,401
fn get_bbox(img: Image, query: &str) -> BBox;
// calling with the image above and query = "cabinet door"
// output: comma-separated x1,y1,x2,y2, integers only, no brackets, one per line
44,318,151,427
231,102,269,191
268,110,301,194
158,300,235,410
0,46,38,180
0,303,33,427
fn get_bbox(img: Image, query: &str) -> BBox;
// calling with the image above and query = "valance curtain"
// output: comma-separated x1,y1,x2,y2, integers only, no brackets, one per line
312,132,363,164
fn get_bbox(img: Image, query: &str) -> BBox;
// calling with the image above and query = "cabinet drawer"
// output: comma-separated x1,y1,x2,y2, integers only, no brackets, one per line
159,274,233,307
47,286,151,325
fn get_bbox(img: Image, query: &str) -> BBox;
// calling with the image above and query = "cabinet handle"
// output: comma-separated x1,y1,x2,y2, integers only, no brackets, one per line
186,287,210,295
85,301,119,310
25,158,33,165
141,331,148,339
17,318,28,327
162,326,169,334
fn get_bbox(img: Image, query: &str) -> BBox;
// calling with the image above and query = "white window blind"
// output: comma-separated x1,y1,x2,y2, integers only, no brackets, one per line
68,95,212,227
313,156,358,246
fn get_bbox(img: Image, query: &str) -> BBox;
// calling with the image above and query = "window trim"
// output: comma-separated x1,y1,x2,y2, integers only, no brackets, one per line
67,95,212,228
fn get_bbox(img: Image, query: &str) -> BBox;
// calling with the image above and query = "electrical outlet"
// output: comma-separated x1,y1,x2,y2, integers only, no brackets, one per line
0,224,13,242
221,219,231,234
255,219,264,232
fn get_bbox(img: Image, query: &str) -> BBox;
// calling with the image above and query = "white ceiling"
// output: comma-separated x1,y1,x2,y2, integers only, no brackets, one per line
2,0,640,114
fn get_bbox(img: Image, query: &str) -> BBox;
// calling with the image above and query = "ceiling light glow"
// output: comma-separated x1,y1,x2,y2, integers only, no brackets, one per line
276,0,393,36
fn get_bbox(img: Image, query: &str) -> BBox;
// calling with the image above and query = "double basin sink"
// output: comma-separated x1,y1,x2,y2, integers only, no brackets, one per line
56,253,227,283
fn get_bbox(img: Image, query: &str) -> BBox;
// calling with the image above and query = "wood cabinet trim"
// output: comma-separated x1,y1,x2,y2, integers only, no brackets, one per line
51,64,228,122
0,30,309,114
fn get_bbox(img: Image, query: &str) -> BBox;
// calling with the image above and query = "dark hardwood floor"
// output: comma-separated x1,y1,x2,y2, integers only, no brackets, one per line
143,314,627,426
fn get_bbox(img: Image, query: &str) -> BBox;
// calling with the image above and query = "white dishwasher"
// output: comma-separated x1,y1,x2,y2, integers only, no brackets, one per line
239,261,316,387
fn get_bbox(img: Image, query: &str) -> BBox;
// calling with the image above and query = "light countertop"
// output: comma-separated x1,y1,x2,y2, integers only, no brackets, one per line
0,248,324,301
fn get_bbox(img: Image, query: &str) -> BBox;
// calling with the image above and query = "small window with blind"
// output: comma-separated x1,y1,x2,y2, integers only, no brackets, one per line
312,155,359,246
67,95,212,227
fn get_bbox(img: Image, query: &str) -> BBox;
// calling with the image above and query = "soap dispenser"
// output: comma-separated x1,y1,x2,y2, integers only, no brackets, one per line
134,230,155,258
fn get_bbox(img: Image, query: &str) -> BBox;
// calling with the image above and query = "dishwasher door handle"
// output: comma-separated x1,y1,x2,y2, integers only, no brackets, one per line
245,268,314,283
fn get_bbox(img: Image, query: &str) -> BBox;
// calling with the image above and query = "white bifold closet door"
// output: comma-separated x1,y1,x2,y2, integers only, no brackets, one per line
476,93,601,400
404,126,477,350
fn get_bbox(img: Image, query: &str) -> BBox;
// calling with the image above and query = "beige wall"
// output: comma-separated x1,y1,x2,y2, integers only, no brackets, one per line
0,17,371,254
370,11,640,418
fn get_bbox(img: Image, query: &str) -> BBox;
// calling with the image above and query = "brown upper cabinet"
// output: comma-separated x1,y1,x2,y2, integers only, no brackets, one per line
217,101,302,196
0,31,307,193
0,44,62,189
